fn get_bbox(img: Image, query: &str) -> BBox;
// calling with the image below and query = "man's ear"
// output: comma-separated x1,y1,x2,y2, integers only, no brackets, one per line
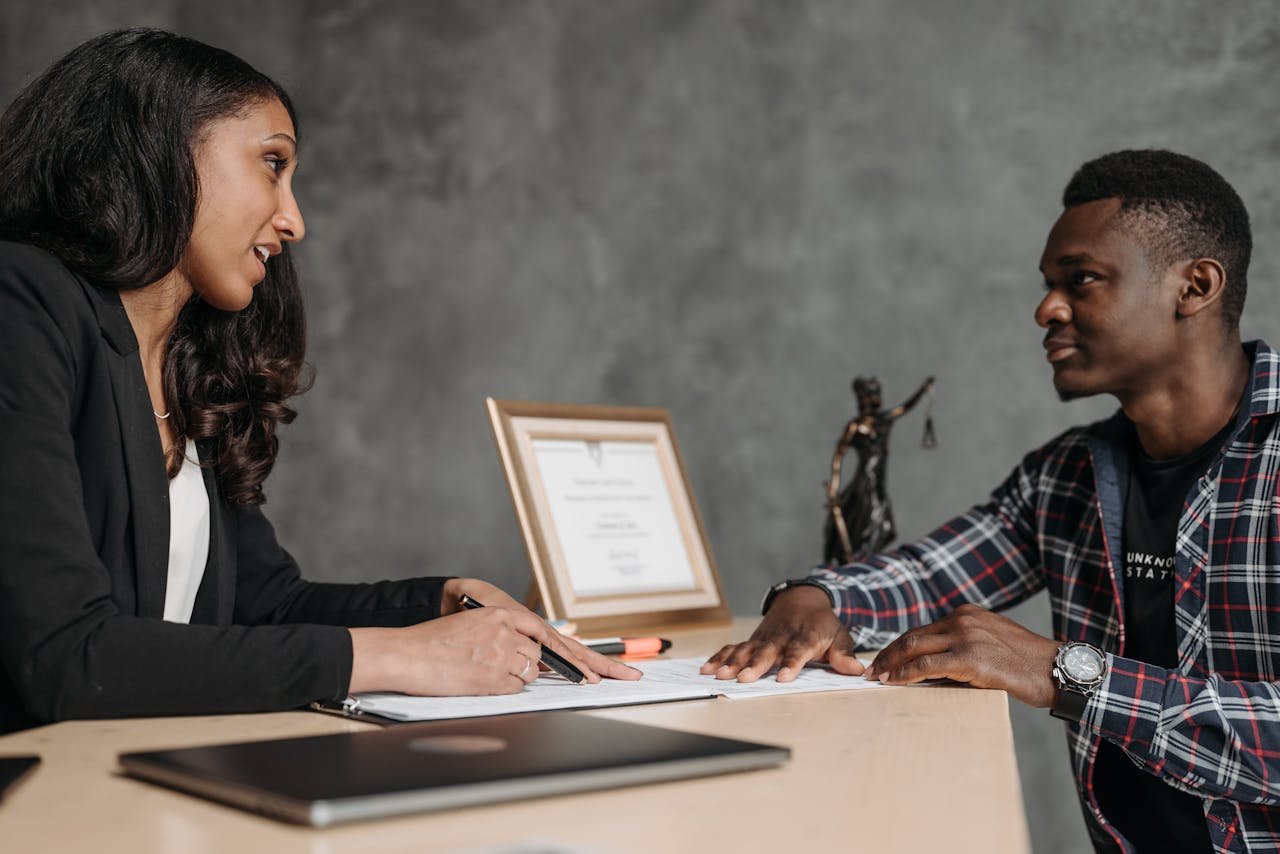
1175,258,1228,319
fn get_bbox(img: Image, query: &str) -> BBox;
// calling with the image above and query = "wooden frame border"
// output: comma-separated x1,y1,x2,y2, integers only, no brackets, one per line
486,398,730,634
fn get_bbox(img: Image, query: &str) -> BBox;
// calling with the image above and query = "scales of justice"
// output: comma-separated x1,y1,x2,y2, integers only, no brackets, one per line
823,375,936,565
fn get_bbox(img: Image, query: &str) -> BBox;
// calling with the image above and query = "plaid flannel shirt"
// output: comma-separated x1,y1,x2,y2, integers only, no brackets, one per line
807,340,1280,853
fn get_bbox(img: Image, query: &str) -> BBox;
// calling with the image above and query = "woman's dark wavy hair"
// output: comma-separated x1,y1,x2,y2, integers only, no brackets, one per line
0,28,309,505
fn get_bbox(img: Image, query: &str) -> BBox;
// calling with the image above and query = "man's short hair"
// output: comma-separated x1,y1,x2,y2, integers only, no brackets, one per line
1062,149,1252,327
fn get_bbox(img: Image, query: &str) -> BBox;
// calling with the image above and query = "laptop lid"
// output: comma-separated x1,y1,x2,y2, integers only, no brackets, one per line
118,711,789,826
0,755,40,802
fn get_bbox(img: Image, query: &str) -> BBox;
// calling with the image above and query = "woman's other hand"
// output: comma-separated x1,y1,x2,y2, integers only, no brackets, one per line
348,577,641,696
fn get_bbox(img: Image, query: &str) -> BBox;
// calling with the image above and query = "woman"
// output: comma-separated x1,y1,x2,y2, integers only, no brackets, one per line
0,28,636,734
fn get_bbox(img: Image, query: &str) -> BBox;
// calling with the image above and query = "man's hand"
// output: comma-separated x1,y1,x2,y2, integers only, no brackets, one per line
865,604,1059,707
699,586,864,683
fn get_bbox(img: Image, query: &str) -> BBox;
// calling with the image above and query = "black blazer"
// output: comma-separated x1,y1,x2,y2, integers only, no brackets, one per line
0,242,447,733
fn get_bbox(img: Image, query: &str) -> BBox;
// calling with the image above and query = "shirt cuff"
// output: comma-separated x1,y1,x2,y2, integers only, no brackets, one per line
804,565,884,648
1079,653,1168,761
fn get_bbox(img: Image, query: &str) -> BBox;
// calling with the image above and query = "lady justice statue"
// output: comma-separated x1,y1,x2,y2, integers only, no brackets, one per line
823,375,936,564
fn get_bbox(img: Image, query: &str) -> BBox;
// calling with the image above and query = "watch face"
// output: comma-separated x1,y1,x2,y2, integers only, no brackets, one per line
1062,645,1105,681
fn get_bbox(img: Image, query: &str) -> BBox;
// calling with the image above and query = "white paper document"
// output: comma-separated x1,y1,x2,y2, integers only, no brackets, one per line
347,658,888,722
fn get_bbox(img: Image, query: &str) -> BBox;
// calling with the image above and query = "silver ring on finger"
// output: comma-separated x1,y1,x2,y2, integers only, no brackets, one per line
519,658,532,678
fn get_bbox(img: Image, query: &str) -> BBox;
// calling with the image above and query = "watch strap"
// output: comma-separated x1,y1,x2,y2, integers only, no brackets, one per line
1050,686,1090,722
761,579,836,616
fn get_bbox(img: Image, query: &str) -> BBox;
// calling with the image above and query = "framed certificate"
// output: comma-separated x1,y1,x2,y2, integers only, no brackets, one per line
486,398,730,633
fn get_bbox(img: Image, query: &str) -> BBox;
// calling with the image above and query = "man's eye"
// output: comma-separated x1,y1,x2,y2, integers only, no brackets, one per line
1071,271,1098,286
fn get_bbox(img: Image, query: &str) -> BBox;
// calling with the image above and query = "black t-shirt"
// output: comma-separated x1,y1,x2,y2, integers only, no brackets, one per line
1092,419,1233,852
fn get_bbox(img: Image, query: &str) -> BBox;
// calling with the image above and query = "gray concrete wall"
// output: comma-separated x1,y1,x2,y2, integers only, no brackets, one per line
5,3,1279,851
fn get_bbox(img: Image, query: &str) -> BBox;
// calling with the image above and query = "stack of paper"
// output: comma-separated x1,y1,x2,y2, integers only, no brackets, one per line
347,658,888,722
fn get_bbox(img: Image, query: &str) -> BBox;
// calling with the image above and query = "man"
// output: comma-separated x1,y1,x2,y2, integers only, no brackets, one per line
703,150,1277,853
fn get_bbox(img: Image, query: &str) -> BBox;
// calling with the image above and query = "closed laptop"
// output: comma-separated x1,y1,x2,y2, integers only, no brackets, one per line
0,755,39,802
118,711,789,826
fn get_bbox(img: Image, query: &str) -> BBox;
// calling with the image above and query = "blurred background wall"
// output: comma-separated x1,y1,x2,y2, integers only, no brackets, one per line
5,2,1279,851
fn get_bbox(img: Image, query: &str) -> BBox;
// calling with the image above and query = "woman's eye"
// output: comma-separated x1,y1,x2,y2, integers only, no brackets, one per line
265,156,290,174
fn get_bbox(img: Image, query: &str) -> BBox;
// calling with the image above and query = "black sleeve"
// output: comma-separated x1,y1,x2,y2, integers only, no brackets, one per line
0,247,354,724
230,503,451,629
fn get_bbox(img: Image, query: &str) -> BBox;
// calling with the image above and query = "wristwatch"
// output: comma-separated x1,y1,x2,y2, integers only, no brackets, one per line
760,579,836,616
1050,641,1107,722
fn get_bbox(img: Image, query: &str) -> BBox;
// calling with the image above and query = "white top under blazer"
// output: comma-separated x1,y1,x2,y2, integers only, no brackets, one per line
163,439,210,623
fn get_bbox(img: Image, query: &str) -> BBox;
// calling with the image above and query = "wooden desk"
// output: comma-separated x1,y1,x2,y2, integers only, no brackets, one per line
0,619,1030,853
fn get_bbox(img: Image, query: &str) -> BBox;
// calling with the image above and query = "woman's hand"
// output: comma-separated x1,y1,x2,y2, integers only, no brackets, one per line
436,577,534,617
441,578,642,684
348,577,641,696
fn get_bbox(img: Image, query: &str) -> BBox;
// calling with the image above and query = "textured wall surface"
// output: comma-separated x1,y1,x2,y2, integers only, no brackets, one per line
5,3,1280,852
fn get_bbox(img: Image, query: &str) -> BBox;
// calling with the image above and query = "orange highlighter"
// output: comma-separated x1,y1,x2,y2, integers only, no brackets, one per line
582,637,672,658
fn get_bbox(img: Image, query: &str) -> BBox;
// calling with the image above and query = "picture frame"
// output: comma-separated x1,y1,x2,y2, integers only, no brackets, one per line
486,398,731,634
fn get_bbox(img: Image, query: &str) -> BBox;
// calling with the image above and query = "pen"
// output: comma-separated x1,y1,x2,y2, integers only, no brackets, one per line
458,594,585,684
582,637,672,657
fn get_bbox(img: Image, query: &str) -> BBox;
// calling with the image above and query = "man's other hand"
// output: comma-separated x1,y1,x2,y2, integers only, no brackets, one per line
865,604,1059,707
